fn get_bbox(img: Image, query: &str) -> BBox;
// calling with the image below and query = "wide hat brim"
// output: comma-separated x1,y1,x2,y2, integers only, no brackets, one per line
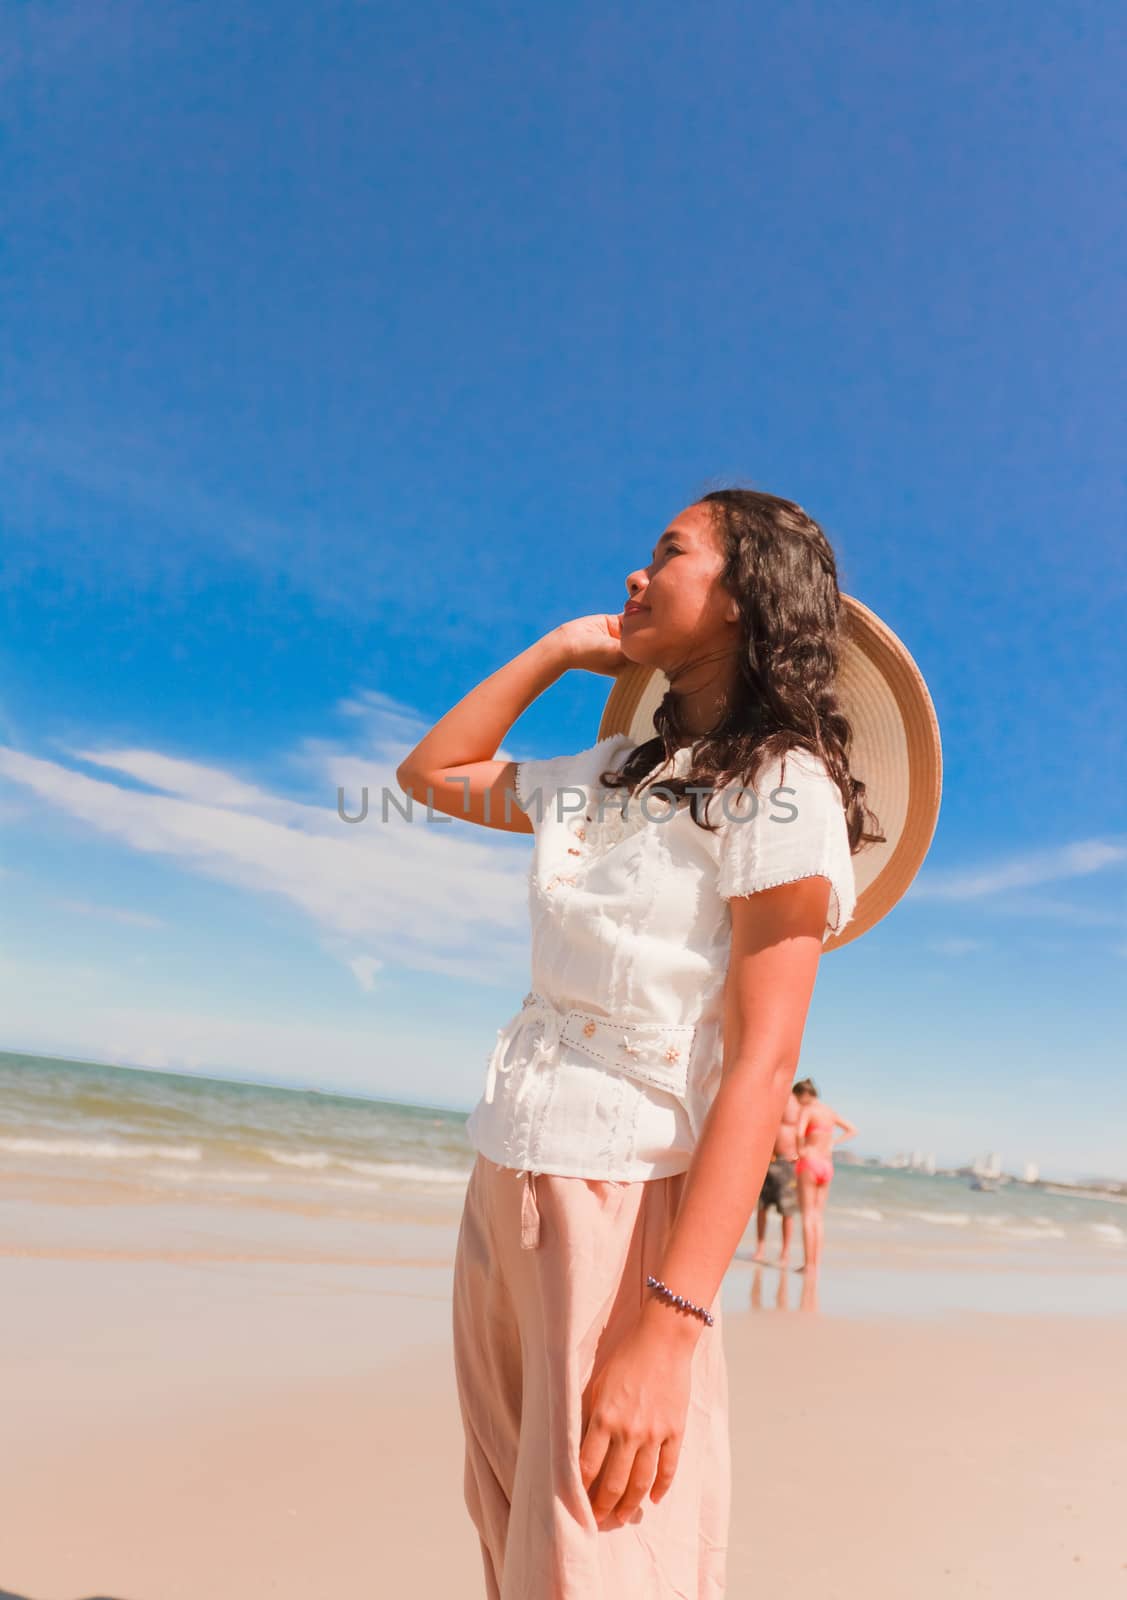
596,593,943,950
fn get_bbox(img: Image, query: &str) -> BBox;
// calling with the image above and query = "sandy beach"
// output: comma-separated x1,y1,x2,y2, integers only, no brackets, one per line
2,1056,1125,1598
3,1236,1126,1599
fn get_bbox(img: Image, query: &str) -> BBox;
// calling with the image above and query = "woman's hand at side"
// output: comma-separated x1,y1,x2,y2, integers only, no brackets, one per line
578,1313,696,1528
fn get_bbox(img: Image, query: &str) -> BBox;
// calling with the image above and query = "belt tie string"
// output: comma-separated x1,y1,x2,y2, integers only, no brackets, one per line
528,1003,562,1069
482,1027,506,1106
519,1168,541,1250
482,993,560,1106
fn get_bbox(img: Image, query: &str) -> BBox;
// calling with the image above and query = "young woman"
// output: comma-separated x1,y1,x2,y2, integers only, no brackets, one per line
793,1076,858,1273
396,488,880,1598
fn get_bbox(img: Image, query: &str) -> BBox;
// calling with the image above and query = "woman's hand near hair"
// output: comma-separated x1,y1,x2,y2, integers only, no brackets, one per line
549,612,630,678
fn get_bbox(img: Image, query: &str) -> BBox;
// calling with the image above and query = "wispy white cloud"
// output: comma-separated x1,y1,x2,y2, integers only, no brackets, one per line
0,425,534,641
0,695,535,987
335,690,432,751
0,422,326,596
54,898,167,930
347,955,384,992
1007,895,1127,928
914,838,1127,904
67,747,282,810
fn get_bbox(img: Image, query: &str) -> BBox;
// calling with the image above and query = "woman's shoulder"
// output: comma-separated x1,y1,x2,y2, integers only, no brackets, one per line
711,743,857,939
719,742,839,799
514,732,636,831
518,730,635,778
709,743,847,835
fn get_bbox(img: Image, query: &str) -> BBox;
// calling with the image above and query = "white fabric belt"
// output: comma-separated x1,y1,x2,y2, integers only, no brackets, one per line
482,989,695,1106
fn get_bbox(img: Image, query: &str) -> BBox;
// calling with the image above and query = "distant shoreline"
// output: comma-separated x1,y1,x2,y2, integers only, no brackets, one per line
2,1045,1122,1194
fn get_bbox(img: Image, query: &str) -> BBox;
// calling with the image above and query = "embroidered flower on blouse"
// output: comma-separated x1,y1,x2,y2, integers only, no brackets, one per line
545,872,579,892
570,803,629,854
574,762,684,857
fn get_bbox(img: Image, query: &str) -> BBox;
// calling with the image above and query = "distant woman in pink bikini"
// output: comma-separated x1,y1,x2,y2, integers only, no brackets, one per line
793,1077,857,1272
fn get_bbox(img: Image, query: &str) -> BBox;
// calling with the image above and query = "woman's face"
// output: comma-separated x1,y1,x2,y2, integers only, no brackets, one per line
620,503,740,671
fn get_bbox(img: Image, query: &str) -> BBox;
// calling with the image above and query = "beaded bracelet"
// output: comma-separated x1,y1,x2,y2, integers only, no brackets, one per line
645,1274,714,1327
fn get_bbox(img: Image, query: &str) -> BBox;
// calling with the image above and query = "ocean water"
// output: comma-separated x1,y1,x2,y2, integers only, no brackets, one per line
0,1049,472,1227
2,1050,1126,1278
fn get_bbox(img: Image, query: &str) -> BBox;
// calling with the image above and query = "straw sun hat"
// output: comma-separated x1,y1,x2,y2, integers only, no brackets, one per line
596,593,943,951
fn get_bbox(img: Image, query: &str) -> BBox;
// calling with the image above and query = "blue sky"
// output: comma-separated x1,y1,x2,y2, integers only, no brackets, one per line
1,1,1124,1182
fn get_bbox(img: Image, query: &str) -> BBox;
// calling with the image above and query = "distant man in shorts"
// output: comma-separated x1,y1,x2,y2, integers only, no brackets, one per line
751,1086,801,1265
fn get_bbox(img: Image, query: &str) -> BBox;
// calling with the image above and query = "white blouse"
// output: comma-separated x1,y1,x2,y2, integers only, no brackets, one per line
464,732,857,1181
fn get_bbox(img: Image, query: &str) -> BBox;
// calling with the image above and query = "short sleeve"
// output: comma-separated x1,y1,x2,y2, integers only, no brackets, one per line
514,733,633,834
715,748,857,942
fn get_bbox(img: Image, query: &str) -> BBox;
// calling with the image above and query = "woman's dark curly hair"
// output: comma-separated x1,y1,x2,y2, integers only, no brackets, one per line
597,487,885,856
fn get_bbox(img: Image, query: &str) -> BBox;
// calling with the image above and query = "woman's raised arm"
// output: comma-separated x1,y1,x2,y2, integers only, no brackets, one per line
394,615,626,833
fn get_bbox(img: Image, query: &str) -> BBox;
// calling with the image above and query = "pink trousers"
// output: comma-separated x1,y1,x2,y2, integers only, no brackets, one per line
452,1154,730,1598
